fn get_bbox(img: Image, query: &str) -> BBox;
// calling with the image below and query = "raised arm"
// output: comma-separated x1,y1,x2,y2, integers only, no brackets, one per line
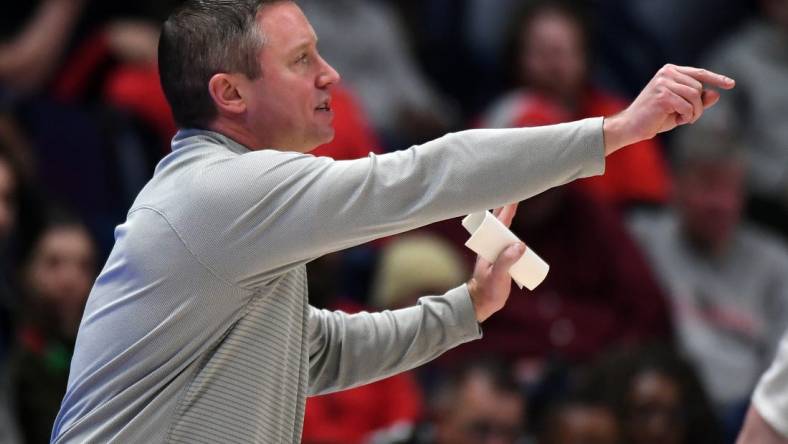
0,0,85,93
184,65,733,289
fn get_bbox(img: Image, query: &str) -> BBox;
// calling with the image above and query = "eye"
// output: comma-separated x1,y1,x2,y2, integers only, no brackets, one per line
295,53,309,65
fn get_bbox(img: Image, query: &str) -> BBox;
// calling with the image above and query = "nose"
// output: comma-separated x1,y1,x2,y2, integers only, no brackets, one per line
316,55,341,88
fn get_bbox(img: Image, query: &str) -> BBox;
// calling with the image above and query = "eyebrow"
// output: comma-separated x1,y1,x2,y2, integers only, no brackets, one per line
287,36,317,56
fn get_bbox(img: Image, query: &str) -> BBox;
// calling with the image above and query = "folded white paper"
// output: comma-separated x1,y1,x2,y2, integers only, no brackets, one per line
462,211,549,290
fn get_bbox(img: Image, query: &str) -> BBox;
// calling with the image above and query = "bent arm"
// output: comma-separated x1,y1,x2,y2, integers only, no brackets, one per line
307,286,480,395
191,118,604,287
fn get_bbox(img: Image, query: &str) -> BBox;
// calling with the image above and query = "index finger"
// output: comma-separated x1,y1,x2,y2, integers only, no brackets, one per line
674,66,735,90
495,203,519,228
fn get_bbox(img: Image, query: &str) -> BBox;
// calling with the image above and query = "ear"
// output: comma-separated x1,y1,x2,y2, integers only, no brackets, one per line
208,73,246,116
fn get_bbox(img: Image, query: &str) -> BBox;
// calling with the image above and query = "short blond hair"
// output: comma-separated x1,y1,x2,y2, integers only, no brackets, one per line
371,234,467,310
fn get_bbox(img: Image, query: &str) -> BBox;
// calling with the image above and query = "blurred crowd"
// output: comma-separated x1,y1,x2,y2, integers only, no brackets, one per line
1,0,787,443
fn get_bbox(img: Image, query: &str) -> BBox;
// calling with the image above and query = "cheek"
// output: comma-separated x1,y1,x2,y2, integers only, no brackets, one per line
267,87,311,123
524,52,547,81
30,266,58,298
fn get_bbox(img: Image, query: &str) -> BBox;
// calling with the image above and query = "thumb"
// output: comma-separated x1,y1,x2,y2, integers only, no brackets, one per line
702,89,721,109
491,243,526,276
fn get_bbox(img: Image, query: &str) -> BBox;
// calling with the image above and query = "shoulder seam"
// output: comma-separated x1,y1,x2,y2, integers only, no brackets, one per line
129,206,255,292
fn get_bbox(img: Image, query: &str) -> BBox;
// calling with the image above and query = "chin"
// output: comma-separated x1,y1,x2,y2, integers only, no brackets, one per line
318,130,336,145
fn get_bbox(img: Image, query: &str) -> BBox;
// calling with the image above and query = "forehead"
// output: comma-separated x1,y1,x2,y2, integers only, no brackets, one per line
525,9,584,44
257,2,317,50
38,227,93,254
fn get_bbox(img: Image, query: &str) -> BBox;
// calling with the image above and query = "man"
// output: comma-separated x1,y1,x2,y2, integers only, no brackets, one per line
483,0,670,208
699,0,788,239
415,360,525,444
50,1,733,442
629,124,788,431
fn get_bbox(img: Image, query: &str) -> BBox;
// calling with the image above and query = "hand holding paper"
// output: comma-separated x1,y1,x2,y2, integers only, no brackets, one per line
462,211,549,291
466,204,525,323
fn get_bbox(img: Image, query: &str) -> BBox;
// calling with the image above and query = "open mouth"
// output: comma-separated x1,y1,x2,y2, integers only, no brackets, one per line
316,102,332,112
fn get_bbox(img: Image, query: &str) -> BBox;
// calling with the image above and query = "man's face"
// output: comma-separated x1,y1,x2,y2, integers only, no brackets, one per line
240,2,340,152
26,226,96,337
436,373,524,444
676,160,744,254
626,371,685,444
520,10,587,100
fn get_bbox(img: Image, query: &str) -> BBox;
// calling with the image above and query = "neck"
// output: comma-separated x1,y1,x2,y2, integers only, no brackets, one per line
209,119,262,151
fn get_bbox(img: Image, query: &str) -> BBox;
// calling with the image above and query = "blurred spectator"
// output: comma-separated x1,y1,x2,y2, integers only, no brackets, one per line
1,0,170,123
374,359,525,444
483,0,670,209
298,0,457,148
0,150,22,444
303,234,467,444
0,0,174,257
1,0,176,155
0,150,25,352
449,186,670,364
698,0,788,239
629,125,788,439
593,345,723,444
9,209,97,444
0,127,46,349
540,394,620,444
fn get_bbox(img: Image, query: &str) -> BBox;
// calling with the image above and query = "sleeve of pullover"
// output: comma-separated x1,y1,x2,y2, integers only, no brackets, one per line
184,118,605,289
307,285,481,395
